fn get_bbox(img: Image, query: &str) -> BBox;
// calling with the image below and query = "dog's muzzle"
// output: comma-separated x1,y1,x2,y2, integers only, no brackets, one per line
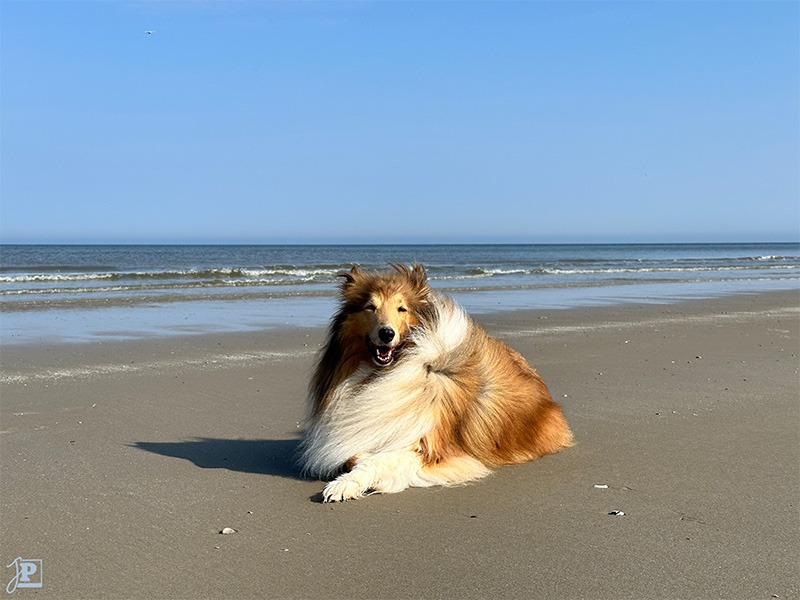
366,325,404,367
370,343,395,366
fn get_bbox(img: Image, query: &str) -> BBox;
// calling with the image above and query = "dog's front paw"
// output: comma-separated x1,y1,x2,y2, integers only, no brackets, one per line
322,478,365,502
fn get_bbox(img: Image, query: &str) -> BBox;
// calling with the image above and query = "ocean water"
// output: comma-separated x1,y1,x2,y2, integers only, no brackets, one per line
1,243,798,344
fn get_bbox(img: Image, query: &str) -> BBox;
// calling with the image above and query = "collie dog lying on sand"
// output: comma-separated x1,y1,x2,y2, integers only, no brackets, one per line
299,264,573,502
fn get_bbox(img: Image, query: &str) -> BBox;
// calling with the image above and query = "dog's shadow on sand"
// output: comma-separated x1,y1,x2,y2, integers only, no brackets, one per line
131,438,303,479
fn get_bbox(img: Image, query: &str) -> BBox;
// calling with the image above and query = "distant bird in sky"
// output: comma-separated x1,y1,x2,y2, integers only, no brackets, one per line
144,30,154,35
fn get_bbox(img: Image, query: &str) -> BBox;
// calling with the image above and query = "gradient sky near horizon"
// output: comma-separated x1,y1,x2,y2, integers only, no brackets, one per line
1,1,798,244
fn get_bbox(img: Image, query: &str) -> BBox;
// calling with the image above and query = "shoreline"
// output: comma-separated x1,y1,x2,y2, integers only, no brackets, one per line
1,277,798,346
1,289,797,380
1,290,798,598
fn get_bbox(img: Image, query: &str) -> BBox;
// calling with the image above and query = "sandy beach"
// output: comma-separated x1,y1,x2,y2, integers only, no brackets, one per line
1,290,798,599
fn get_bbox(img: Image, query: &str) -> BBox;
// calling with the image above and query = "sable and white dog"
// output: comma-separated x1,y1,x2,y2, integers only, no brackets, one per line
299,264,572,502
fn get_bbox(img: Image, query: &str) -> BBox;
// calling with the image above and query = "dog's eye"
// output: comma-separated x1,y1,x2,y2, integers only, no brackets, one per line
397,306,408,313
364,304,377,312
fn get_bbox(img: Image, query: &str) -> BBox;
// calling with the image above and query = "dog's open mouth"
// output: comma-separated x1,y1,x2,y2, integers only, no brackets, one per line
368,341,401,367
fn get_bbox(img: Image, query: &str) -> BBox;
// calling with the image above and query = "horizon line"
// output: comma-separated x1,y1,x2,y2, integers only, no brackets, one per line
1,239,798,247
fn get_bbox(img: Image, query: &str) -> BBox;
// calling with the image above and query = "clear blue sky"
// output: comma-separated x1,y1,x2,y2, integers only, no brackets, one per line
1,1,798,244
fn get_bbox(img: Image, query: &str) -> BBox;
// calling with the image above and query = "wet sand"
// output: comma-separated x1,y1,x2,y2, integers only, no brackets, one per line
1,291,798,599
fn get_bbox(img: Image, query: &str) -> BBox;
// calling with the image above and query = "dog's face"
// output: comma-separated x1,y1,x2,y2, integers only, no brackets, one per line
359,290,418,367
339,264,430,368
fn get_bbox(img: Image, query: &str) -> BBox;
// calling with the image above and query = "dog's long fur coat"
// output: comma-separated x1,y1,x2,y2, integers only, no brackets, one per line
299,264,572,502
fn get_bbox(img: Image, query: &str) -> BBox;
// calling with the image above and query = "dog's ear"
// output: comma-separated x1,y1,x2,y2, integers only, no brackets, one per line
410,263,429,293
337,265,362,289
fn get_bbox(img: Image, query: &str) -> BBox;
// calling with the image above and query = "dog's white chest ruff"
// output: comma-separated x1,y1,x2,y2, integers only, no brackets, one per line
300,296,469,478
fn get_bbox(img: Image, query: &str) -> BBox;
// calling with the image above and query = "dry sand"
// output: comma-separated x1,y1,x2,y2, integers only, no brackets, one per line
1,291,798,599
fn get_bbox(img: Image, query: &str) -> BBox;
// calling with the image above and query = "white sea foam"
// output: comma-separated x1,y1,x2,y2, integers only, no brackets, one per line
1,244,797,343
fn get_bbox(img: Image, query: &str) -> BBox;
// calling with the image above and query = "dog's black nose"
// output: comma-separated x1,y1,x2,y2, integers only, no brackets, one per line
378,327,395,344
